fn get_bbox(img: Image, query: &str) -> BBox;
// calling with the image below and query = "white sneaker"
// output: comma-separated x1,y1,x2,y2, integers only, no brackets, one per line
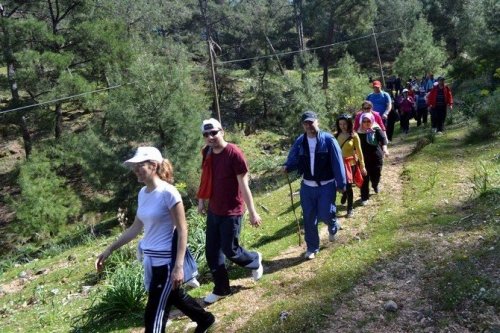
185,277,200,289
252,252,263,281
203,293,228,304
432,128,437,133
304,251,316,260
361,200,369,206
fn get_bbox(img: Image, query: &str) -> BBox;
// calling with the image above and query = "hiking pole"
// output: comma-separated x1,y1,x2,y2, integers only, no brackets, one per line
285,172,302,246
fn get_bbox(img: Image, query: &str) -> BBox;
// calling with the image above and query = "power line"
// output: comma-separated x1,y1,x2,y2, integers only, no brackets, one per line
0,28,401,116
0,82,135,115
218,28,401,65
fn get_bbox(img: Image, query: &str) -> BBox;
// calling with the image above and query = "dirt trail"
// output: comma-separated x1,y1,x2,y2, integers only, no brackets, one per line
184,138,418,333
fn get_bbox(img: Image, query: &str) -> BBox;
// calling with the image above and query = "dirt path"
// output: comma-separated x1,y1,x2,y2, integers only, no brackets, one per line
185,138,418,333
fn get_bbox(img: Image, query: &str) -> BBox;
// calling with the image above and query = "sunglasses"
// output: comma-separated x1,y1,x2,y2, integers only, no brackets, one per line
203,130,220,138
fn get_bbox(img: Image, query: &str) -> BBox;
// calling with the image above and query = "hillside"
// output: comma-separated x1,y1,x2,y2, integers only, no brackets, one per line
0,122,498,332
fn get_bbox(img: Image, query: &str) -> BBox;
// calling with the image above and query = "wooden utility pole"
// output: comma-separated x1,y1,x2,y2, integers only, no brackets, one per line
372,27,386,88
198,0,221,123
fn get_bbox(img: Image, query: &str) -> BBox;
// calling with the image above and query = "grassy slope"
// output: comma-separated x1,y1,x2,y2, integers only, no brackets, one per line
0,123,498,332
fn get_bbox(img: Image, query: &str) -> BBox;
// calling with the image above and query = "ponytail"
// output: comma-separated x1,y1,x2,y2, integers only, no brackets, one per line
157,159,174,184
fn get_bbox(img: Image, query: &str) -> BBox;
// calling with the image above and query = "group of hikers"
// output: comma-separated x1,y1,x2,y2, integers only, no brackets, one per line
93,76,454,332
377,74,454,138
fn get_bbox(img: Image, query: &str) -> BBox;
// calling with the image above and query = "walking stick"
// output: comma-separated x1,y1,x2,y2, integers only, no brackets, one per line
285,172,302,246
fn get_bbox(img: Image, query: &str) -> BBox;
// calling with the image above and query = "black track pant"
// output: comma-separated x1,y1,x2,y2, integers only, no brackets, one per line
145,265,212,333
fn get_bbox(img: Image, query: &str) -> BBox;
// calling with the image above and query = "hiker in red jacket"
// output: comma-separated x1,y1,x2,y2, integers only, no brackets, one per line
427,77,453,134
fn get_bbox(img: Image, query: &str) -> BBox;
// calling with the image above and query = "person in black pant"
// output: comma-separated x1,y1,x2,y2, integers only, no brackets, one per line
415,88,428,127
386,92,399,142
356,114,389,205
427,77,453,133
96,147,215,333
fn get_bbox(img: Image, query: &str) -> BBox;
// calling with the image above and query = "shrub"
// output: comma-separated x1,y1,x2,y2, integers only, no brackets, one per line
9,152,82,243
476,89,500,137
186,207,208,275
73,261,145,331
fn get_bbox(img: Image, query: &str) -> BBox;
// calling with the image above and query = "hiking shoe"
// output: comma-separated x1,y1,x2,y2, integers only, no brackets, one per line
346,210,353,218
304,251,316,260
329,233,337,242
252,252,263,281
340,193,347,205
361,200,369,206
203,293,228,304
185,277,201,289
373,186,379,194
194,313,215,333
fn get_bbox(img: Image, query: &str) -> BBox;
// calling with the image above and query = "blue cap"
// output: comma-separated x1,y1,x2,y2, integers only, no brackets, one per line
301,111,318,122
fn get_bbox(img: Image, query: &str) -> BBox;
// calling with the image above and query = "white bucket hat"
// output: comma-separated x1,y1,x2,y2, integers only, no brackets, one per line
123,147,163,168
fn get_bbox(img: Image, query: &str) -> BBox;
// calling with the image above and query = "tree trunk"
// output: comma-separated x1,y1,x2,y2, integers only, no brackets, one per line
1,14,32,158
322,19,335,90
20,115,32,158
293,0,305,51
55,102,62,139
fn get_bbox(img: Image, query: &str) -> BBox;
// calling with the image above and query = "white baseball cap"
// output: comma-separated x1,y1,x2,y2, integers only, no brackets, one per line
201,118,222,133
123,147,163,168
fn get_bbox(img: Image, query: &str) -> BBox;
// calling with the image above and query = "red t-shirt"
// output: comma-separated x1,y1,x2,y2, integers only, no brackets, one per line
208,143,248,216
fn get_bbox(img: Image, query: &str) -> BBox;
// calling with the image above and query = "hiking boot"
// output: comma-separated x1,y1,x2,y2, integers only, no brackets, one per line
304,251,316,260
203,293,228,304
194,313,215,333
252,252,263,281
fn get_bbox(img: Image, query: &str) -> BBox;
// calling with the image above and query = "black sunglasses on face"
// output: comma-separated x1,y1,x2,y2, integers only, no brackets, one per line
203,130,220,138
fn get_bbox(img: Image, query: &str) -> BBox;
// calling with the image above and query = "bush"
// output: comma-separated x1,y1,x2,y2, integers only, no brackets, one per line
476,89,500,137
9,152,82,243
186,207,208,275
73,261,145,331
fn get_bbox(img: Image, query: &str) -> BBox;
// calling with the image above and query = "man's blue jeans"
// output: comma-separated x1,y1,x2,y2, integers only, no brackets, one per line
300,181,338,253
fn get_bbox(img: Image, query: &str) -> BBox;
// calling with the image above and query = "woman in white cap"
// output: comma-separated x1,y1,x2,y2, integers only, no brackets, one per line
95,147,214,333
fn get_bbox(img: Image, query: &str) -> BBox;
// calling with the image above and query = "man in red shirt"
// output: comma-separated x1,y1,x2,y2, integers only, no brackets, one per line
197,118,263,304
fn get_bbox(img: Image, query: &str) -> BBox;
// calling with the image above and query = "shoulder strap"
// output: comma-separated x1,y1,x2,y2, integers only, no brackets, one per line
340,134,353,149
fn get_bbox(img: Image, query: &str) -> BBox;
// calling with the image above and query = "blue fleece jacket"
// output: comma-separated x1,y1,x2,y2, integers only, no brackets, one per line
284,130,346,190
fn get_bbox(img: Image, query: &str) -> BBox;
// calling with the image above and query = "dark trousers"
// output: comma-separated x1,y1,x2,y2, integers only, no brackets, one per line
361,157,383,201
206,212,259,295
145,265,212,333
431,105,447,131
400,112,411,133
415,107,428,126
345,165,356,211
386,111,398,141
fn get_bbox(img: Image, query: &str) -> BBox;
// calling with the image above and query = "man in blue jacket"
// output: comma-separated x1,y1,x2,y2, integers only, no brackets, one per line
283,111,346,260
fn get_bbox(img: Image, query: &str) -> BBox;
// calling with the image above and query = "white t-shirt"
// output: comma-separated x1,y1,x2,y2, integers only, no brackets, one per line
307,137,317,176
137,180,181,266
